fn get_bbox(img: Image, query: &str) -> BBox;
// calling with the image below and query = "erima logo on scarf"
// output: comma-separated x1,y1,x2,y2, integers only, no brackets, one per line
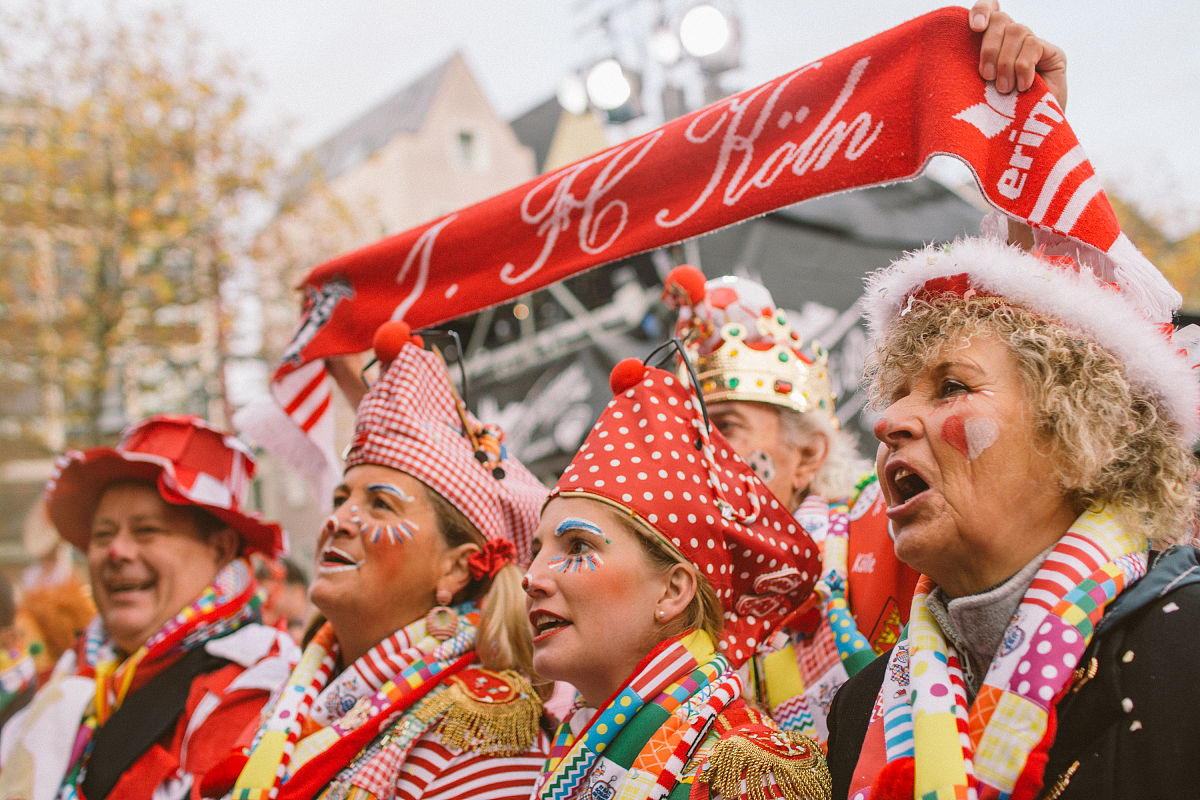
953,83,1018,138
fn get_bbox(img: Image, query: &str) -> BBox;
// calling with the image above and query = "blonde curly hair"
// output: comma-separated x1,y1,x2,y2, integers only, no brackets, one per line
864,295,1198,547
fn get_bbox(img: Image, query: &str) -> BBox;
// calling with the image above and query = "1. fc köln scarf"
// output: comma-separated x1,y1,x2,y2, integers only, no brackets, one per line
239,6,1178,498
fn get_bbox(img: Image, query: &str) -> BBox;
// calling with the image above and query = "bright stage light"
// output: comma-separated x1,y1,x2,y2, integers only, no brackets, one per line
585,58,633,111
679,4,732,58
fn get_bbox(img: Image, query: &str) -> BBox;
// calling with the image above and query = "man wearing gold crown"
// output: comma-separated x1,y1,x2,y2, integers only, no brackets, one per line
664,268,920,746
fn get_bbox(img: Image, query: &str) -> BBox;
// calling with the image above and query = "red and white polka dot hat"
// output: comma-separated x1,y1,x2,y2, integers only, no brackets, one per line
345,322,548,563
550,356,820,665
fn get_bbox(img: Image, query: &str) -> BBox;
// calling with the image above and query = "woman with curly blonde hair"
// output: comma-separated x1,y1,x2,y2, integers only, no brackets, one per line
825,235,1200,800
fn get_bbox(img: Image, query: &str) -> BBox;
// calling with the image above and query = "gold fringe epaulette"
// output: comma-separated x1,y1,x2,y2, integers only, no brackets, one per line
698,710,831,800
415,667,541,757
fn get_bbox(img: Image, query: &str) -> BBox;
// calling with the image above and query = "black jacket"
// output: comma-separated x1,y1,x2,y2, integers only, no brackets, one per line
826,545,1200,800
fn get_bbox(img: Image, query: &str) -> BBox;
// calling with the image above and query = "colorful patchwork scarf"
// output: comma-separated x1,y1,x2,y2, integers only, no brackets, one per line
761,476,885,742
535,630,740,800
0,557,259,800
848,507,1149,800
233,602,480,800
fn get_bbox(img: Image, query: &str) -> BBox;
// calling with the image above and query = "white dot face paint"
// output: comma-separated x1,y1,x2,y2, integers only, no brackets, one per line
963,417,1000,460
745,449,777,484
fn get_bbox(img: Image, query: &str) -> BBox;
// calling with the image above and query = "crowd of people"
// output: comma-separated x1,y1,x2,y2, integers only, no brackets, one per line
0,3,1197,800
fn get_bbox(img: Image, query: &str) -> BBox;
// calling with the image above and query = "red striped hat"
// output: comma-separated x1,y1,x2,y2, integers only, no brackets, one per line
549,357,820,665
46,415,287,557
344,323,547,562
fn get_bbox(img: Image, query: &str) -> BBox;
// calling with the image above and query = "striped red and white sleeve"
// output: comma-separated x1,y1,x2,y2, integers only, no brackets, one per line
393,731,549,800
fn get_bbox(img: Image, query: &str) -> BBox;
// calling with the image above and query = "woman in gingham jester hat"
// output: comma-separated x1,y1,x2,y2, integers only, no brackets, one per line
212,322,551,800
824,234,1200,800
523,351,832,800
0,415,298,800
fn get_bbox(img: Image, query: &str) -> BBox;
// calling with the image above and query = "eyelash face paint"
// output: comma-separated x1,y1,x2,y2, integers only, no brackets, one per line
941,415,1000,460
550,518,607,571
547,553,603,573
364,520,420,544
356,484,420,544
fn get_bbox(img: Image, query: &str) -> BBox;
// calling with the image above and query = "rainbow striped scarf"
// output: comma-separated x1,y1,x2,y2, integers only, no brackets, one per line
849,507,1149,800
536,630,740,800
761,476,881,741
83,557,259,724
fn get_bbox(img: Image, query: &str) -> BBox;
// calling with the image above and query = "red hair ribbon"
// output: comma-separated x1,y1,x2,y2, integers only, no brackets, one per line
467,538,516,580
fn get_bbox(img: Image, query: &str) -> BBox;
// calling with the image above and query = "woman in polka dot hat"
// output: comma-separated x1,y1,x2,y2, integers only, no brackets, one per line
524,355,832,800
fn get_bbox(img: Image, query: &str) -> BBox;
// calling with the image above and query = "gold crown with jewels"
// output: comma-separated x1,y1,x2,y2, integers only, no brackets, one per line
680,305,837,421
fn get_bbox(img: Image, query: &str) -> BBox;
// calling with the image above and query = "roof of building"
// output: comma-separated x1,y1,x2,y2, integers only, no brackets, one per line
282,53,458,202
509,96,563,174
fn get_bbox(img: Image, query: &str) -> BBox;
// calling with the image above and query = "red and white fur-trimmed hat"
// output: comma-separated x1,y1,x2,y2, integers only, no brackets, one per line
861,236,1200,444
550,357,820,666
345,322,548,563
46,415,287,557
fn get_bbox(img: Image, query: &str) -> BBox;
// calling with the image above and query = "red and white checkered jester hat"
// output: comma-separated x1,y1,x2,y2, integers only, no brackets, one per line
344,322,547,563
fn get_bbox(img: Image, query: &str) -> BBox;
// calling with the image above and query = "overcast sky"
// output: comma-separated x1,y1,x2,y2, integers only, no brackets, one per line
109,1,1200,236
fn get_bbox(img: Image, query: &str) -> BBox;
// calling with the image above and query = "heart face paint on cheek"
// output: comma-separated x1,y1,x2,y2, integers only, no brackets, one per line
964,417,1000,460
941,415,969,458
941,414,1000,460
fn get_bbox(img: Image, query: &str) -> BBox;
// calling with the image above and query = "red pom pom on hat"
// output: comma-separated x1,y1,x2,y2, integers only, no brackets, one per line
662,264,707,307
610,358,647,395
373,320,423,365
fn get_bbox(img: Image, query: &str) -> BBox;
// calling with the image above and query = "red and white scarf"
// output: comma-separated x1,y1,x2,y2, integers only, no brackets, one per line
233,605,480,800
238,6,1172,496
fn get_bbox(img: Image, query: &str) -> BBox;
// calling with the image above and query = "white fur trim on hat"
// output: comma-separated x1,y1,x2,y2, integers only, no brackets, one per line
860,236,1200,444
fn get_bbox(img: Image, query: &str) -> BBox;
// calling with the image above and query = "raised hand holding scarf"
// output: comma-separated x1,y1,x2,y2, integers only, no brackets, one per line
848,506,1149,800
244,7,1172,502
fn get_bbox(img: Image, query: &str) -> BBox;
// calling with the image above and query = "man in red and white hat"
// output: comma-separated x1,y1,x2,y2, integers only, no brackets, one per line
0,415,298,800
